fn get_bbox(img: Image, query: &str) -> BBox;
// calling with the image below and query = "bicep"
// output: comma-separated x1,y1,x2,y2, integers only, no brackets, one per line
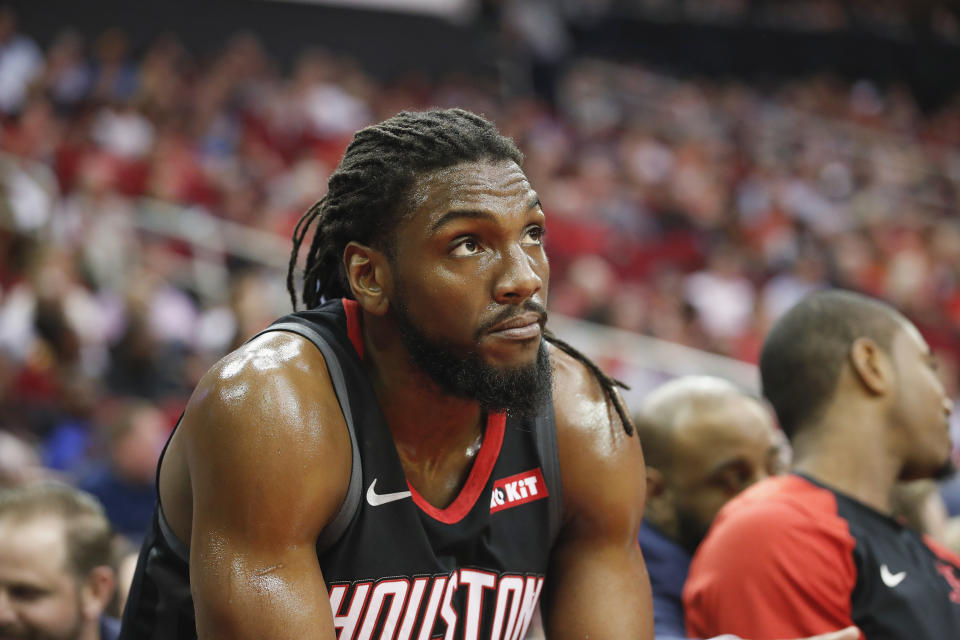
543,532,653,640
183,346,351,639
191,531,336,640
543,362,654,639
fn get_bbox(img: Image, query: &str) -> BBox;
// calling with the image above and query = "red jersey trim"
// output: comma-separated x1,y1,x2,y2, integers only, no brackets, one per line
342,298,364,359
408,412,507,525
924,534,960,568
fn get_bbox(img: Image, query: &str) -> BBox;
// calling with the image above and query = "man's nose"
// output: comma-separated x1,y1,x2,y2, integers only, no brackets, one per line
493,245,543,304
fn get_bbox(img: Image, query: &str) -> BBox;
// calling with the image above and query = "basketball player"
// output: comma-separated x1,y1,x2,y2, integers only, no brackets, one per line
118,109,858,640
684,290,960,639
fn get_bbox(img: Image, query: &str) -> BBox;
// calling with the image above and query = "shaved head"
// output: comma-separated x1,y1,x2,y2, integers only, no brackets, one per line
635,376,786,552
760,289,903,438
635,376,743,471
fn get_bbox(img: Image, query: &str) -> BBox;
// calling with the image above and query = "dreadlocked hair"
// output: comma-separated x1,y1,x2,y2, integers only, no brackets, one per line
287,108,634,436
288,108,523,309
543,329,635,436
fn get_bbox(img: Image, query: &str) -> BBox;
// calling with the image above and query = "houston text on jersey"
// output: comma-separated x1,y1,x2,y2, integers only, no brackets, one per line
328,569,545,640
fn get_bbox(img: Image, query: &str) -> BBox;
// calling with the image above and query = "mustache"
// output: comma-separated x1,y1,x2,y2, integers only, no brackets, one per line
476,300,548,338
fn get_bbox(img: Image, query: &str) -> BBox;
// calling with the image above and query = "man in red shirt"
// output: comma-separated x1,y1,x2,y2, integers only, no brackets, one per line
684,289,959,639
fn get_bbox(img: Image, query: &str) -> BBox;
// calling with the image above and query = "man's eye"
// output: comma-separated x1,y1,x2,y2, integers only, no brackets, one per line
451,238,483,257
11,585,46,601
522,226,545,246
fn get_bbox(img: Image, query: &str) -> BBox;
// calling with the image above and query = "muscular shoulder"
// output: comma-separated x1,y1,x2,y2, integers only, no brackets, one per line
547,343,644,531
549,343,618,435
187,330,337,435
179,330,352,534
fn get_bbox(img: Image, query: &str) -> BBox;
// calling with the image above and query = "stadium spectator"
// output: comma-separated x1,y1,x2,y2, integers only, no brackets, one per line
634,376,788,639
78,400,167,545
0,482,120,640
0,6,42,116
684,289,959,639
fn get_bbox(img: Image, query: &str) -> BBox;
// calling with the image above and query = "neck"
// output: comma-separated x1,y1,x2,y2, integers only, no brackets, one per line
791,403,900,513
362,313,485,467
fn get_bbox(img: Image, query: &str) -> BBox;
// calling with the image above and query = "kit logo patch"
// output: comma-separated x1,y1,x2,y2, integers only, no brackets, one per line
490,468,547,513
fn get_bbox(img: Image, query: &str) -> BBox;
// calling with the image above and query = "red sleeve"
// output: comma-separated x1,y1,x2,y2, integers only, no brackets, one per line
683,476,861,640
924,534,960,568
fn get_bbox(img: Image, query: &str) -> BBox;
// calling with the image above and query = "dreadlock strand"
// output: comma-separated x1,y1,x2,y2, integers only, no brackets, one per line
544,331,635,436
287,198,325,310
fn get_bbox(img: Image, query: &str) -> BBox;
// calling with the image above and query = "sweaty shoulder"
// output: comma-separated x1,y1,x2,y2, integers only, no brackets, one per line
161,330,352,544
684,475,858,639
547,343,644,527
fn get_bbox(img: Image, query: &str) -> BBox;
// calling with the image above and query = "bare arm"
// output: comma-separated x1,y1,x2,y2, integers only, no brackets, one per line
541,347,654,640
180,333,352,639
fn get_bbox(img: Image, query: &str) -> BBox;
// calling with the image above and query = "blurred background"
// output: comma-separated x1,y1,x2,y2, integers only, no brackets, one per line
2,0,960,556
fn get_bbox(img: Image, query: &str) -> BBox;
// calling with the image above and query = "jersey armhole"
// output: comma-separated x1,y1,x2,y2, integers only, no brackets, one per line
264,321,363,554
151,320,363,562
535,403,563,546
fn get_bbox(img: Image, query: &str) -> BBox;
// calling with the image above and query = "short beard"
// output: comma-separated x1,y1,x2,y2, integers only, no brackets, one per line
674,506,711,556
393,300,553,417
930,458,957,482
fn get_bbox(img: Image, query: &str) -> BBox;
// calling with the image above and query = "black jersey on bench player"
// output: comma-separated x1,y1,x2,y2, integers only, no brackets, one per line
119,298,562,640
684,473,960,639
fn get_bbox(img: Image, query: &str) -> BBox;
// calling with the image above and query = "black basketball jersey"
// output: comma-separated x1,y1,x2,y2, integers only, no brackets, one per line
685,473,960,639
835,477,960,639
119,298,562,640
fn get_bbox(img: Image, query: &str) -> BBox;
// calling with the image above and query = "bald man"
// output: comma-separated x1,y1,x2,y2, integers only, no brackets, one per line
635,376,788,640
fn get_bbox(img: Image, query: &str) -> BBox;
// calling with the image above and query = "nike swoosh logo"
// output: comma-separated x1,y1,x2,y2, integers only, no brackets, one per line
366,478,412,507
880,564,907,587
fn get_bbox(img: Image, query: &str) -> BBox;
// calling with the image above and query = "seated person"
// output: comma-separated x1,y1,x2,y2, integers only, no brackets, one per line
0,482,121,640
635,375,788,639
684,290,960,640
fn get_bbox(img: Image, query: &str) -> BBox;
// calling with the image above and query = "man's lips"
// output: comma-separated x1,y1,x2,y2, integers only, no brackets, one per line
486,312,544,340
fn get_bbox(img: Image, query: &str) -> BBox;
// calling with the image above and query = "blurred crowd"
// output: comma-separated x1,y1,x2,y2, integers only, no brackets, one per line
2,4,960,546
509,0,960,40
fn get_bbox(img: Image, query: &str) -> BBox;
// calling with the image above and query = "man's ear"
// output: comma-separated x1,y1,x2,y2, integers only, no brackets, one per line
80,565,116,621
849,336,893,396
643,466,676,532
343,241,392,316
645,466,668,502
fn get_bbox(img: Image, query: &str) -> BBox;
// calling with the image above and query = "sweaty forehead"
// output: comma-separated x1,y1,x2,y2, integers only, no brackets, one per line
405,160,534,218
0,515,70,571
